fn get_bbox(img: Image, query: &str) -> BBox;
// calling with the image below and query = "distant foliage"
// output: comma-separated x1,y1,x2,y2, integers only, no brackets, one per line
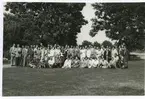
81,40,93,47
93,41,101,47
102,40,113,48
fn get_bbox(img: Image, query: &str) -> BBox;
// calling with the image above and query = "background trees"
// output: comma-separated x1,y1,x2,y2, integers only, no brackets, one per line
102,40,113,48
4,2,87,50
81,40,92,47
81,40,103,48
93,41,101,47
90,3,145,51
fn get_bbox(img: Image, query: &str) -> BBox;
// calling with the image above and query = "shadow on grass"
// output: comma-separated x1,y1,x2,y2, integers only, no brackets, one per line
87,86,144,95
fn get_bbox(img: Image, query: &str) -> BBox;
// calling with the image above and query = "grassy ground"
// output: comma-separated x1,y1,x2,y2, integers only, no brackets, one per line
3,60,145,96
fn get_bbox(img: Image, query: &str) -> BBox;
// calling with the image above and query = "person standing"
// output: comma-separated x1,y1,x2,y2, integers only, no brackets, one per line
15,44,22,66
9,44,16,66
108,47,112,62
121,45,129,68
22,45,28,67
86,46,91,58
27,45,34,65
112,46,118,59
80,47,86,60
105,46,112,62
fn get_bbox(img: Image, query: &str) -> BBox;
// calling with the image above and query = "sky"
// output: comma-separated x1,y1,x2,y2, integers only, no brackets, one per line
77,3,113,45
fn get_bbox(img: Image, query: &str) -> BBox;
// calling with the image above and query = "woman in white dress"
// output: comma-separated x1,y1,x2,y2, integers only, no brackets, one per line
80,47,86,60
62,57,72,69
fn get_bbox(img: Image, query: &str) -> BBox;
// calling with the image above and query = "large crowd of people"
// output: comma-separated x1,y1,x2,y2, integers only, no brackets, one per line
9,43,129,69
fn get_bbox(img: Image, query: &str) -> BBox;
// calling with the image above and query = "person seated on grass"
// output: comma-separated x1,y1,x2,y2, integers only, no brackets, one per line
29,63,36,68
48,57,55,68
62,57,72,69
71,57,80,68
99,57,109,69
80,57,89,68
88,57,94,68
97,56,103,68
92,57,99,68
109,54,119,69
28,59,37,68
119,55,126,69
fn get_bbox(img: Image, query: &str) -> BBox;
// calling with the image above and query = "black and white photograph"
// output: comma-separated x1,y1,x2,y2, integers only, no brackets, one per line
2,1,145,96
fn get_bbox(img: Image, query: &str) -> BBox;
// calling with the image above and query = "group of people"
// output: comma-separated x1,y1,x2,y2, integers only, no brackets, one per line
9,43,129,69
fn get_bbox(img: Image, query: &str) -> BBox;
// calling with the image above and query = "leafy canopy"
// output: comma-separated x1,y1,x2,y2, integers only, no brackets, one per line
4,2,87,49
90,3,145,50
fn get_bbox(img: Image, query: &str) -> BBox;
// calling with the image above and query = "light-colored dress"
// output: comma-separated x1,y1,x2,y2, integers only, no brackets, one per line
62,59,72,68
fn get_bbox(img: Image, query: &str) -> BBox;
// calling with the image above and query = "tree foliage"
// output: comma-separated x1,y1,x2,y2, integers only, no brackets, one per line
81,40,92,47
93,41,101,47
102,40,113,48
4,2,87,50
90,3,145,50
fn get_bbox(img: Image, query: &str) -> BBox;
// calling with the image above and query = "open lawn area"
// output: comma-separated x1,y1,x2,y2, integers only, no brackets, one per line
3,60,145,96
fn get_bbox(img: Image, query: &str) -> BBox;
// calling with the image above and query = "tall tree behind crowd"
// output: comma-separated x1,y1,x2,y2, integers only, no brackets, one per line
90,3,145,51
4,2,87,50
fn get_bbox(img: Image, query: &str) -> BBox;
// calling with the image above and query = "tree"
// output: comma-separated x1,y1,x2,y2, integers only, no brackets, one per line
102,40,112,48
93,41,101,47
4,3,88,49
90,3,145,51
81,40,92,47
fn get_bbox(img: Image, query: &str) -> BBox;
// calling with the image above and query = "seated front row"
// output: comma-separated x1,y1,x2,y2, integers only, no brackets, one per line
61,55,119,69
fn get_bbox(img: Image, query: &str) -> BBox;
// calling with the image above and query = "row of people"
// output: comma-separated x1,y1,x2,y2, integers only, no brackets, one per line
9,43,128,69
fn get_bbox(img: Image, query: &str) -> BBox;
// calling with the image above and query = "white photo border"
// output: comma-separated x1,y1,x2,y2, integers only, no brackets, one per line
1,0,145,99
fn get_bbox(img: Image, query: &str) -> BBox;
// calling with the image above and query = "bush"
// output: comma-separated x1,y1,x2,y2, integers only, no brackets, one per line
3,50,10,60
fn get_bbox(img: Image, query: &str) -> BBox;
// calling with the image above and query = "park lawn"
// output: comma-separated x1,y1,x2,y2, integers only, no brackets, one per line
3,60,145,96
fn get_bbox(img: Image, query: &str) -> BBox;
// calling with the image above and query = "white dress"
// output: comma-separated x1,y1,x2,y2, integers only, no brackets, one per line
40,48,45,62
102,60,109,68
48,49,55,57
80,49,86,60
48,57,55,65
110,56,119,66
92,59,99,68
62,59,72,68
86,49,91,58
112,49,118,58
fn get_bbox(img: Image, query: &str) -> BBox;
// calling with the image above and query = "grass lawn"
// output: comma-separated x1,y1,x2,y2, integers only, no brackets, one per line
3,60,145,96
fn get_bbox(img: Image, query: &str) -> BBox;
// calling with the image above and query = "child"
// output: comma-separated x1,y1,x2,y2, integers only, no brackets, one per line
62,57,72,69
